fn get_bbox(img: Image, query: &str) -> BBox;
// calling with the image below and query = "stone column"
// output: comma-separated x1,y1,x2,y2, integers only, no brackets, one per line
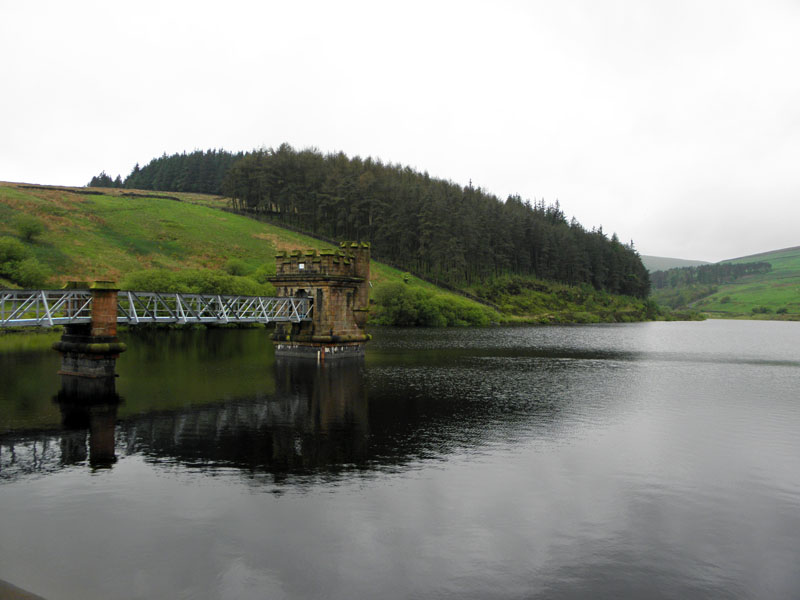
90,282,119,338
52,281,126,380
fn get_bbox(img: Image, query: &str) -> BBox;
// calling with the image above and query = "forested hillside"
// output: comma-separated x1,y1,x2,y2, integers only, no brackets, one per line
89,144,650,299
650,262,771,289
221,145,650,298
89,149,242,194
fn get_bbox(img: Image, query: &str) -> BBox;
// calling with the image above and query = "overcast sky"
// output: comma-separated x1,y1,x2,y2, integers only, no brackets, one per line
2,0,798,262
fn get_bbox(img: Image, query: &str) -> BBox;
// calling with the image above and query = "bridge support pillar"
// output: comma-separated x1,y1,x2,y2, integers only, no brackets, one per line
270,242,371,359
52,281,126,379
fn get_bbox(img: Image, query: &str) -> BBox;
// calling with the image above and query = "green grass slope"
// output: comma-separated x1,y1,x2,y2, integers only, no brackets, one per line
655,246,800,319
0,182,655,325
0,183,271,280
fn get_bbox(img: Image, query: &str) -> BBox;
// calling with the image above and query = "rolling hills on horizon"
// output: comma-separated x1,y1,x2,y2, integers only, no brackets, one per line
640,255,710,272
644,245,800,273
721,245,800,263
649,245,800,319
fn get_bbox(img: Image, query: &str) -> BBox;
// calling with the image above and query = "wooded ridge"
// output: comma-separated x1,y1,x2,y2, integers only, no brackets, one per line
90,145,650,299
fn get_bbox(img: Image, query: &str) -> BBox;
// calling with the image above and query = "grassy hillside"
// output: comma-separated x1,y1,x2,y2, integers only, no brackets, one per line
0,183,268,281
651,246,800,319
640,255,709,272
0,182,656,325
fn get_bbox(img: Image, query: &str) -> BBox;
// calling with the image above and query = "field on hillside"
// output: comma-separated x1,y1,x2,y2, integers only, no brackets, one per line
655,246,800,319
0,182,657,325
0,183,272,282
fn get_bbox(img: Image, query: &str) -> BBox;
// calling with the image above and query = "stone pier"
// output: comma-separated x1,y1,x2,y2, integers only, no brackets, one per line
270,242,370,359
52,281,126,379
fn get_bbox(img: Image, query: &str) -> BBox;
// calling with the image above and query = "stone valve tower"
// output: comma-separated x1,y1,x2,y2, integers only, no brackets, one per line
269,241,370,359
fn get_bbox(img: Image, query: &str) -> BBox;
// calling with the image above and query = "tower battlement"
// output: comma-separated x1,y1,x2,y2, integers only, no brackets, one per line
274,242,370,280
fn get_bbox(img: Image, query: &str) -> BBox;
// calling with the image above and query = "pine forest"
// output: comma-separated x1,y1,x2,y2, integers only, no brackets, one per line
91,145,651,299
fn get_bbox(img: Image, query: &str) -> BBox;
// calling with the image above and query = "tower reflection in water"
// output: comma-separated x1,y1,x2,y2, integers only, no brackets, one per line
270,357,369,475
54,374,120,469
113,357,370,479
17,357,370,479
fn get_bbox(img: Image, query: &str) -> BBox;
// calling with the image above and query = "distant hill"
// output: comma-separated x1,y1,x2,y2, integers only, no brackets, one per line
649,246,800,319
722,245,800,264
640,255,709,273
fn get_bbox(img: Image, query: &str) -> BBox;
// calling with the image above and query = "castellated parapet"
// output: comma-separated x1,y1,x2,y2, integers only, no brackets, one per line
269,242,370,359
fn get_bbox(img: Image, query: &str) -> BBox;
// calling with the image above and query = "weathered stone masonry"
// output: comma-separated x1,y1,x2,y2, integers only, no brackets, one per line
52,281,127,379
270,242,370,358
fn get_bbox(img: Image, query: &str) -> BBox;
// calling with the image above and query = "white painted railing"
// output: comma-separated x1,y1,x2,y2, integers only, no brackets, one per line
0,289,312,328
0,289,93,327
117,291,312,325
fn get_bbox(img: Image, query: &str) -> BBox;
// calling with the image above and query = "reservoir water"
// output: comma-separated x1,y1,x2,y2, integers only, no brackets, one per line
1,321,799,599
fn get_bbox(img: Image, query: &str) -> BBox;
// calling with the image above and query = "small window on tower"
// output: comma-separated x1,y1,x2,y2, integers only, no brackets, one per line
298,263,305,270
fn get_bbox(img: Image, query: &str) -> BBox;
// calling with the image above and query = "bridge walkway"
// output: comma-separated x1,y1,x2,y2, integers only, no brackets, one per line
0,289,312,328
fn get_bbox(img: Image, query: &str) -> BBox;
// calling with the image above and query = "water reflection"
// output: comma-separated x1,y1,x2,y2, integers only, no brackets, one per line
1,334,638,484
122,358,369,479
55,375,120,468
0,356,373,482
0,374,120,480
2,324,799,600
5,322,796,485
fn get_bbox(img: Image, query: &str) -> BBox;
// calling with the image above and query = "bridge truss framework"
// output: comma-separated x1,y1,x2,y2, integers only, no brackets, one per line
0,289,312,328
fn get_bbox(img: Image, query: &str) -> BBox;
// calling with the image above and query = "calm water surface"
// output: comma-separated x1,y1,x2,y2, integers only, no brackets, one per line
1,321,799,599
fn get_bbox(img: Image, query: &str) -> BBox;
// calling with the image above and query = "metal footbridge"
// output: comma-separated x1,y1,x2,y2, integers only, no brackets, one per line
0,289,313,328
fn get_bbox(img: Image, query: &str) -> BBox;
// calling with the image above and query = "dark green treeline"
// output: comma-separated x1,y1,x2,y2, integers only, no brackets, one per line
650,262,771,289
222,145,650,298
89,149,243,194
